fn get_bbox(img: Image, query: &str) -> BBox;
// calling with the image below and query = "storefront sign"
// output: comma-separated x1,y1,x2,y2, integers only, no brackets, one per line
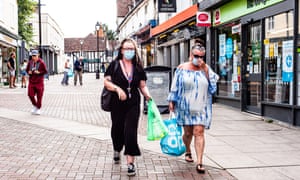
282,40,293,82
247,0,270,8
213,0,284,26
214,9,221,25
232,24,241,34
158,0,177,13
196,11,211,27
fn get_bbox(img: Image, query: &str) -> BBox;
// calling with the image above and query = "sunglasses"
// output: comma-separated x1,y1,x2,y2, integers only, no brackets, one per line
193,54,204,59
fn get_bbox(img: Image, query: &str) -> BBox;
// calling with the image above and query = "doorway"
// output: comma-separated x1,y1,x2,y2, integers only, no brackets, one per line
243,21,262,114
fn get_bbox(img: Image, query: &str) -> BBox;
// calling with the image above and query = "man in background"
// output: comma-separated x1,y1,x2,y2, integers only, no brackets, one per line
7,52,16,88
74,56,84,86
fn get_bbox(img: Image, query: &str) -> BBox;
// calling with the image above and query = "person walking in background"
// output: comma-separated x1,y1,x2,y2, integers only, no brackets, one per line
61,58,71,85
167,43,219,174
74,56,84,86
7,52,17,88
103,38,151,176
20,59,28,88
26,50,48,115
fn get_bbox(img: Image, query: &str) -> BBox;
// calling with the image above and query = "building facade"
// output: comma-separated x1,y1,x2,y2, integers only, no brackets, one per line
30,12,64,74
201,0,300,126
0,0,18,85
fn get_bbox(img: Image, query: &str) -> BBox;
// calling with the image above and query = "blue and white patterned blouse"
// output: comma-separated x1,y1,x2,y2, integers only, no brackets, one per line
167,67,219,129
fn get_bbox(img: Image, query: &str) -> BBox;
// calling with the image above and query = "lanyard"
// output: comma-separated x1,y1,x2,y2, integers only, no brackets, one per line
121,61,133,99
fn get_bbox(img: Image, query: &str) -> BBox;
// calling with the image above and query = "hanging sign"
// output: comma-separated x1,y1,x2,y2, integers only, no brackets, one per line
158,0,177,13
196,11,211,27
214,9,221,25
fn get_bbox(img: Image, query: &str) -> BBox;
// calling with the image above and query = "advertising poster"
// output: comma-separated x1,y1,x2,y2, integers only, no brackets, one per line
282,40,293,82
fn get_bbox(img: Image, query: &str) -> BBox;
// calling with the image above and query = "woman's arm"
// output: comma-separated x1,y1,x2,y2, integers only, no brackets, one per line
104,76,127,101
139,80,151,101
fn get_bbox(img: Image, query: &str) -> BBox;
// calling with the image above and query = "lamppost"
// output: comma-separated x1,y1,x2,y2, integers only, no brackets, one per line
80,39,84,56
95,22,100,79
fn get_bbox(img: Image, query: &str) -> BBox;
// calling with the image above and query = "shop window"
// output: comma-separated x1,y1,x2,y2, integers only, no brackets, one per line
264,11,294,104
266,16,275,32
216,22,242,98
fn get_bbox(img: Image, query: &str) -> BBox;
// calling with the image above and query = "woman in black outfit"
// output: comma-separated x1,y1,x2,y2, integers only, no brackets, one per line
103,38,151,176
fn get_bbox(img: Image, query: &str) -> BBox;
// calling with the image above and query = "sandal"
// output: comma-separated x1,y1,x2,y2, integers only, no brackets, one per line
196,164,205,174
185,153,194,163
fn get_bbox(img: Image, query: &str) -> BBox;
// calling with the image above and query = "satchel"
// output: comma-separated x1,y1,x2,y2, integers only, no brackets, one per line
101,87,112,111
160,113,186,156
100,61,119,112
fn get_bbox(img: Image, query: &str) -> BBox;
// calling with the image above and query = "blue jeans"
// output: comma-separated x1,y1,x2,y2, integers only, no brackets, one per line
61,71,69,85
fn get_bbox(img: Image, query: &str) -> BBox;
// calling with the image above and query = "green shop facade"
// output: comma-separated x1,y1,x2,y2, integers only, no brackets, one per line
200,0,300,126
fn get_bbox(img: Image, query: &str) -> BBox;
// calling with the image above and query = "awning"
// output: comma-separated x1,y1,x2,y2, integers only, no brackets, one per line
151,4,198,37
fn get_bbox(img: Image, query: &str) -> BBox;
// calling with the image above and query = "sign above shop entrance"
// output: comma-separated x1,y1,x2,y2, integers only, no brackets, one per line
196,11,211,27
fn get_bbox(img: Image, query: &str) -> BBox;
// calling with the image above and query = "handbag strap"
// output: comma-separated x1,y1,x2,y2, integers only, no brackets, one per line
111,60,119,81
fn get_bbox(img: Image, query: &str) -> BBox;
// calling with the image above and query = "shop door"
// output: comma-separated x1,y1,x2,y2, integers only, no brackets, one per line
244,22,262,114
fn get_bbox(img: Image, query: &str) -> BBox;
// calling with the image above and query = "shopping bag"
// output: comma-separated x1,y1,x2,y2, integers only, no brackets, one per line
160,114,186,156
147,99,168,141
68,69,73,77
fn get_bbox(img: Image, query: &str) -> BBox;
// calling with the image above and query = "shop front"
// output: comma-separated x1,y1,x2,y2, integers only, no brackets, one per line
201,0,300,125
0,29,18,86
151,4,206,73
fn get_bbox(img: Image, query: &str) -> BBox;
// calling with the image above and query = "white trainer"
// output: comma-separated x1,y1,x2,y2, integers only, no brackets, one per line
31,106,37,114
35,109,41,115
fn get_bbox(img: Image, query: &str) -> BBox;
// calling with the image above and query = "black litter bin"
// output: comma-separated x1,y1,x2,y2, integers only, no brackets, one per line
144,66,172,114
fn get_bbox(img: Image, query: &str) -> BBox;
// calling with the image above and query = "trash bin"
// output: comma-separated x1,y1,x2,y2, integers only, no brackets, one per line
144,66,172,114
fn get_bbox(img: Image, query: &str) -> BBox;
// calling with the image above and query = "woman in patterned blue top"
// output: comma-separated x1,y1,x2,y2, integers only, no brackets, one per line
167,43,219,174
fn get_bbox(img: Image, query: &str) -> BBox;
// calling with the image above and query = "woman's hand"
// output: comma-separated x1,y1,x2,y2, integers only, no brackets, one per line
169,102,175,112
115,87,127,101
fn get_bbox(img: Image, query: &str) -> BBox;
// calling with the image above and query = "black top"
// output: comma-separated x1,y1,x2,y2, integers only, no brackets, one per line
8,57,15,69
104,60,147,106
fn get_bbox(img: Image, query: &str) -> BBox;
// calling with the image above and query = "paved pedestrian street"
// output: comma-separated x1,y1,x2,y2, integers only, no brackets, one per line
0,73,236,179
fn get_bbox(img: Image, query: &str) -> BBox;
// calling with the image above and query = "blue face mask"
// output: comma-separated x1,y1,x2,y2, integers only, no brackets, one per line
192,58,199,66
124,50,135,60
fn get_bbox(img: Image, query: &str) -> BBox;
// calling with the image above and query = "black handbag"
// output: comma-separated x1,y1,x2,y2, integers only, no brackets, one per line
101,87,113,111
101,61,119,112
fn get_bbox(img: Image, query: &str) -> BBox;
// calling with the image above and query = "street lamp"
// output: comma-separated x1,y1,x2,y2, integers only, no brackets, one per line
80,39,84,56
95,21,100,79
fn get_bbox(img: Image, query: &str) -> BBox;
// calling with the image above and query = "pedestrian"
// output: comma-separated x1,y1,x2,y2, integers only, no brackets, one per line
61,58,71,85
20,59,28,88
26,50,48,115
167,43,219,174
7,52,17,88
103,38,151,176
74,56,84,86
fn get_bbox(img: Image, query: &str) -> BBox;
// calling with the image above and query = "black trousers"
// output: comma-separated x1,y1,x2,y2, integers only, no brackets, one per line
110,102,141,156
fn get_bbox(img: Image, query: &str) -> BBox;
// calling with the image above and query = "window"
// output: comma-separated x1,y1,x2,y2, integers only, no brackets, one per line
216,22,242,98
266,16,275,32
264,11,294,104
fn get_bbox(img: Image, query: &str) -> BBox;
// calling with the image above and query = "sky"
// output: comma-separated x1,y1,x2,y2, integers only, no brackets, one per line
41,0,117,38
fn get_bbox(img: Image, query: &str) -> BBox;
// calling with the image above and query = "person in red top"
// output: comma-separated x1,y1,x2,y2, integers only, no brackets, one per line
26,50,48,115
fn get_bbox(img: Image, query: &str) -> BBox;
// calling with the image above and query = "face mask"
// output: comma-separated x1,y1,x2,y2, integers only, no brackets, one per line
192,58,199,66
124,50,135,60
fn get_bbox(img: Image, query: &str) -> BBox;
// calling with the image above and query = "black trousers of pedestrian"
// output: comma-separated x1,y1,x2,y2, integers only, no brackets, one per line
110,102,141,156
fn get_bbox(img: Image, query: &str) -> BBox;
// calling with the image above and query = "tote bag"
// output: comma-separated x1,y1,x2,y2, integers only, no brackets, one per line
100,61,118,112
147,99,168,141
160,114,186,156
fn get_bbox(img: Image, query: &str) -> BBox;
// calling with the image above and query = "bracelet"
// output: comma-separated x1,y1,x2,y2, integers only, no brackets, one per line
114,85,118,92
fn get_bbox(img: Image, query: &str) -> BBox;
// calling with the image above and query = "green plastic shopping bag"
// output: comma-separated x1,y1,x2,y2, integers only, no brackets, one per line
147,99,168,141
